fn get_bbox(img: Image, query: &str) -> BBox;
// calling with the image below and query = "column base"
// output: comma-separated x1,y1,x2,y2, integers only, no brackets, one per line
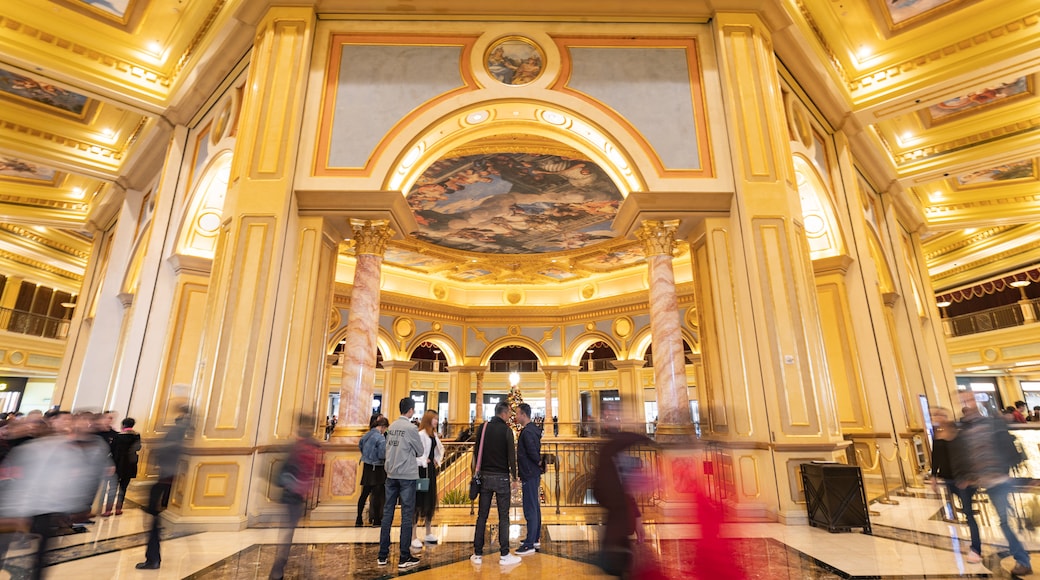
329,425,366,444
654,422,696,443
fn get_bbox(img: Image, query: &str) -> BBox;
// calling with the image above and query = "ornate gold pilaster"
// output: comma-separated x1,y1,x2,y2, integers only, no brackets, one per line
699,11,845,521
543,369,554,438
172,6,316,528
554,366,580,437
611,359,648,428
335,219,393,440
636,219,693,442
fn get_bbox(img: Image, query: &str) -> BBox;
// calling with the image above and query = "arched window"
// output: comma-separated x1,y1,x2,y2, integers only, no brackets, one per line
793,156,844,260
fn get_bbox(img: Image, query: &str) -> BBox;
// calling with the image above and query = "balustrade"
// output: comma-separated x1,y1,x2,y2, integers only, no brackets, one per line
0,306,70,339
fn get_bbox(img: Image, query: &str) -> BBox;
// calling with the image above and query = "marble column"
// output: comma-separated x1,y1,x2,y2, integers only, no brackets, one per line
543,370,554,438
475,370,485,425
337,219,393,439
636,219,692,441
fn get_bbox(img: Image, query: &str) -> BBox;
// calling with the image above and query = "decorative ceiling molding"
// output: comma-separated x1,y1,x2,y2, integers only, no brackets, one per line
922,226,1011,260
0,224,90,259
0,195,88,212
895,118,1040,166
0,249,82,280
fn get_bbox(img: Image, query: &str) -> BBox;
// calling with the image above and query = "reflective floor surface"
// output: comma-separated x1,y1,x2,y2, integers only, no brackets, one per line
3,490,1040,579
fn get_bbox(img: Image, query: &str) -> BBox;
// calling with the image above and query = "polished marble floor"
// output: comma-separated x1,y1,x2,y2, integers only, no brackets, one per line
3,488,1040,579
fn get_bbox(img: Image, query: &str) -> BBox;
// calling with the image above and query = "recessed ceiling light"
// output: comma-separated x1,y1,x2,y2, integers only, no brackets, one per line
902,132,912,141
73,187,83,197
102,128,114,137
857,46,871,60
148,41,162,54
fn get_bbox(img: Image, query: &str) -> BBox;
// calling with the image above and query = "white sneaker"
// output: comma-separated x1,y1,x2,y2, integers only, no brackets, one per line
411,538,423,549
470,554,482,565
424,534,438,544
966,551,982,564
533,542,540,548
500,553,521,566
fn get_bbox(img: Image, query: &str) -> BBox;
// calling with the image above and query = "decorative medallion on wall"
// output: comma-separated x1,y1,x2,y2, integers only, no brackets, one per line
393,317,415,340
485,37,544,86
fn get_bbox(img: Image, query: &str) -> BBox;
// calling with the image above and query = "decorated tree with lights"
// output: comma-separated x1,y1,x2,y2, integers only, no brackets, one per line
507,374,525,433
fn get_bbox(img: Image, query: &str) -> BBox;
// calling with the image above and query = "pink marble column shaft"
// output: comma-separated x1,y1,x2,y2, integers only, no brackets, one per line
337,220,393,438
637,220,692,440
475,371,485,425
544,370,554,438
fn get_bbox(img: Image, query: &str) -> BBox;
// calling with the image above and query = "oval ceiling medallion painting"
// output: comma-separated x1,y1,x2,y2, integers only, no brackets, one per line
485,37,544,86
406,153,623,254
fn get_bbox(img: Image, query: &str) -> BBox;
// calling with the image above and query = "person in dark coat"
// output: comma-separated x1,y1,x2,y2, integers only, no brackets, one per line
515,403,542,555
111,417,142,515
136,406,190,570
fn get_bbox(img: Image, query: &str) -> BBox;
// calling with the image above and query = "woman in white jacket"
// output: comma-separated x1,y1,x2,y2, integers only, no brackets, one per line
411,409,445,550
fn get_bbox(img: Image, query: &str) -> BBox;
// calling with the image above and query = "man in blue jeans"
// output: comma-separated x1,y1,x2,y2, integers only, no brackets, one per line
377,398,424,570
515,403,542,556
471,401,521,566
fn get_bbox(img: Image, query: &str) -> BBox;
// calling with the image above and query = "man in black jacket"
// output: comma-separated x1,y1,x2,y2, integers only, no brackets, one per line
136,406,190,571
471,402,520,567
515,403,542,556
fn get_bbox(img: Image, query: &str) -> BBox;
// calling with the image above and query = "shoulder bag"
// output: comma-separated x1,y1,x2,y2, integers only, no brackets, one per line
469,424,488,500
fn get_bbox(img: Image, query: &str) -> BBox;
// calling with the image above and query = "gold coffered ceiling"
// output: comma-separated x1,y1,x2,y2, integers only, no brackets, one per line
0,0,1037,298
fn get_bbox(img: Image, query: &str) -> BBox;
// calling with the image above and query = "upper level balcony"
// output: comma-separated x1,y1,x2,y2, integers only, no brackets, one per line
0,306,70,377
942,298,1040,337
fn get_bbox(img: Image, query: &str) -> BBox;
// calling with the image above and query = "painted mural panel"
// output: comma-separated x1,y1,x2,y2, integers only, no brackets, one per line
925,76,1031,124
0,156,60,185
0,68,91,118
953,159,1037,189
407,153,622,254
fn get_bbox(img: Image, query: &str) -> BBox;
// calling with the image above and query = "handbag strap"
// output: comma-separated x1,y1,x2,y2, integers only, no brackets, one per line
474,422,489,474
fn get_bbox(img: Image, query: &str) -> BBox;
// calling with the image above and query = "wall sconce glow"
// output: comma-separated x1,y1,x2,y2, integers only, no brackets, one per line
936,300,951,307
1011,280,1031,288
509,371,520,387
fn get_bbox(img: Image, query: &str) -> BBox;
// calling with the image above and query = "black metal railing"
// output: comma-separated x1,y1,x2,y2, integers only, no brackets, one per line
948,302,1026,336
488,360,540,373
410,359,449,372
433,440,660,514
0,306,70,339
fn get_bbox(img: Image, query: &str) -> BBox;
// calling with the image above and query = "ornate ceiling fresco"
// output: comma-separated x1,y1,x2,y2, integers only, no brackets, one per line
0,0,1036,297
406,152,623,254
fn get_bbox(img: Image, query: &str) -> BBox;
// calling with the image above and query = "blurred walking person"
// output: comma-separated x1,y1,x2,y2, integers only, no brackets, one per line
269,415,322,580
0,411,112,580
954,391,1031,575
136,406,190,570
95,411,120,517
929,408,981,563
356,415,388,527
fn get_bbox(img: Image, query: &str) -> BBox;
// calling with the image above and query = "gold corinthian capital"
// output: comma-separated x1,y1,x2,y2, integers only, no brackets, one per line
635,219,680,256
350,219,394,256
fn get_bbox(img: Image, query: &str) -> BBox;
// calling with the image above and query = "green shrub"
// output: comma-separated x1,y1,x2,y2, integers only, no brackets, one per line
441,488,471,505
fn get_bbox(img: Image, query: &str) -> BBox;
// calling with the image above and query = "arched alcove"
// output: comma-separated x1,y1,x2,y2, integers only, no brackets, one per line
793,155,845,260
173,151,232,262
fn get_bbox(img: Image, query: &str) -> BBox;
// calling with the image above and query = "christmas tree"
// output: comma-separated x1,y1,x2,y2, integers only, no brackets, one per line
507,384,524,433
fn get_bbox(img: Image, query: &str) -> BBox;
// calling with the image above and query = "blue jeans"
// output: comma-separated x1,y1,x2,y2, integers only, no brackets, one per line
521,477,541,546
474,473,511,556
378,478,416,560
986,481,1029,567
946,482,981,555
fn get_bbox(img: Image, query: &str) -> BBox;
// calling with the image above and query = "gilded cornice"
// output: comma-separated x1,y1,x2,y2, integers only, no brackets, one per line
0,249,82,280
922,226,1010,260
0,195,89,212
0,224,90,259
847,11,1040,98
895,118,1040,166
931,246,1040,285
0,119,125,163
169,0,229,91
363,281,696,322
792,0,848,87
0,15,170,90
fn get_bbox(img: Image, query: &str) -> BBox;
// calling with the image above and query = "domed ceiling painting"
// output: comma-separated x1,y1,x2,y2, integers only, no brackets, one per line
406,153,623,254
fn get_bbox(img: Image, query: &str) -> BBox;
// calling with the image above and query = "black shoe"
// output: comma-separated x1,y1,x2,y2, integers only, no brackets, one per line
135,561,161,570
398,556,421,569
355,519,364,527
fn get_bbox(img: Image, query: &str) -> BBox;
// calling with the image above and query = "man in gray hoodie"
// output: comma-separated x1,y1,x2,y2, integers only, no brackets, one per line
377,397,424,570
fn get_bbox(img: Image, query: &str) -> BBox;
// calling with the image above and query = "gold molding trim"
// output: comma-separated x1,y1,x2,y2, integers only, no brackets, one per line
0,195,89,212
894,118,1040,166
0,119,125,162
923,226,1011,260
0,249,82,280
0,224,90,259
0,15,170,89
847,11,1040,97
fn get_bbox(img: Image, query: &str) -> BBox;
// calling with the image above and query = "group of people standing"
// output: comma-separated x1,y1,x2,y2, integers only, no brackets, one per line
371,397,544,570
930,391,1033,576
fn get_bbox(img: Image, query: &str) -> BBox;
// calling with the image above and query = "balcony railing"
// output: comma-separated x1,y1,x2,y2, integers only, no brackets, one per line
0,306,70,339
946,300,1039,337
